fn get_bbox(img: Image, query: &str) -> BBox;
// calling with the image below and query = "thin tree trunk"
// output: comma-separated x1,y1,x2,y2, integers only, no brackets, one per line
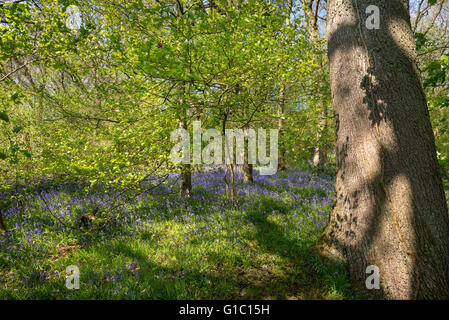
180,164,192,198
173,2,192,198
242,126,254,183
321,0,449,299
312,103,328,167
222,111,235,202
276,0,293,171
277,85,287,171
225,164,235,202
179,119,192,198
236,82,254,183
0,212,7,232
303,0,329,167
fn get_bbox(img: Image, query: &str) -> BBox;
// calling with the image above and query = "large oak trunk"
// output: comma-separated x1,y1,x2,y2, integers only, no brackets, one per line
322,0,449,299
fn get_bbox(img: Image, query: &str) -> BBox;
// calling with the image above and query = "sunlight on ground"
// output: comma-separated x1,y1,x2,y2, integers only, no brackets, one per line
0,169,352,299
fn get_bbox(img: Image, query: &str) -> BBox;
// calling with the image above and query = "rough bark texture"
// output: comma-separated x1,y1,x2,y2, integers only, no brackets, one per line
322,0,449,299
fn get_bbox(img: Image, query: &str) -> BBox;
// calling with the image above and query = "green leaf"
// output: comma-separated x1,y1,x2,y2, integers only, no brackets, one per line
414,33,427,51
441,54,449,67
20,149,32,158
12,125,23,133
424,60,446,88
10,92,19,102
0,111,9,122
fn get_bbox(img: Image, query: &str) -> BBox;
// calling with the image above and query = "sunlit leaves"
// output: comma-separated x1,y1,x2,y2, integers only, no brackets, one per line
414,32,427,51
0,0,316,191
0,111,9,123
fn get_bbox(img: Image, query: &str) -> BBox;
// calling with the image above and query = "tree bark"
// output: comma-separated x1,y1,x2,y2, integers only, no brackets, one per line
277,85,287,172
180,164,192,198
312,103,328,167
242,126,254,184
173,2,192,198
303,0,329,168
0,212,7,232
179,119,192,198
275,0,293,172
222,111,236,201
321,0,449,299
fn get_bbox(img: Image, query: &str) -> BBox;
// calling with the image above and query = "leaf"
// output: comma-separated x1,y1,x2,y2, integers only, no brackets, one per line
424,60,445,88
414,32,427,51
441,53,449,67
0,111,9,122
11,92,18,101
12,125,23,133
20,149,32,158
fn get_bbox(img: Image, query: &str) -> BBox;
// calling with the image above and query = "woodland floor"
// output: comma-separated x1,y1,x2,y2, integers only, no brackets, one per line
6,166,449,299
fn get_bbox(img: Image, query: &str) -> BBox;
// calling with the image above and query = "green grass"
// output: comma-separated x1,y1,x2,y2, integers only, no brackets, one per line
0,169,353,300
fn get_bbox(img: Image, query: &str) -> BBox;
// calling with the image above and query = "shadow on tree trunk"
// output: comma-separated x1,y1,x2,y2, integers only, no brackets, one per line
319,0,449,299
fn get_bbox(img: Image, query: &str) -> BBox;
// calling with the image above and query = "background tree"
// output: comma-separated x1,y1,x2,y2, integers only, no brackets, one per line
411,0,449,205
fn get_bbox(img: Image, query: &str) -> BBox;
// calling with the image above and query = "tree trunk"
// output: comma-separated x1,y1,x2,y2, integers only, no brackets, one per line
312,103,328,167
225,164,235,202
174,3,192,198
277,85,287,171
303,0,329,167
321,0,449,299
222,111,235,201
180,163,192,198
276,0,293,172
241,125,254,183
241,163,253,184
179,119,192,198
0,212,7,232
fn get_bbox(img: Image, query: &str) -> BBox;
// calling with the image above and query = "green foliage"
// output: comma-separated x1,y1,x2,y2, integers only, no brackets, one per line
0,0,320,188
0,0,341,300
424,56,448,88
0,169,351,299
0,111,9,123
414,12,449,189
414,32,427,51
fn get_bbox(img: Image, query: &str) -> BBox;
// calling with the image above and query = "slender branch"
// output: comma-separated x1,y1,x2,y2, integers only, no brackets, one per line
0,56,41,83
